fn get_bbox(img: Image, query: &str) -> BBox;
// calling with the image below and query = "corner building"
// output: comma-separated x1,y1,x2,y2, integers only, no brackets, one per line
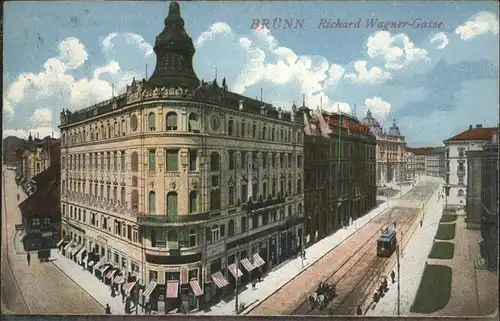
59,1,304,310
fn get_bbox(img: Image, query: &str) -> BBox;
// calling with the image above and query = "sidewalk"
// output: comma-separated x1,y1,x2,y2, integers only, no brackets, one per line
367,180,443,316
198,181,418,315
50,250,147,316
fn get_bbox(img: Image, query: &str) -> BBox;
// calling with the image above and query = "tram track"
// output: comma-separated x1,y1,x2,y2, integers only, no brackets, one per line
292,207,416,315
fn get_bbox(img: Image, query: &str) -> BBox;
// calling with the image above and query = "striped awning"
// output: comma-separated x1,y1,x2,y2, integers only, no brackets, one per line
63,241,74,251
100,263,111,273
93,258,104,270
123,281,137,294
166,281,179,299
240,258,255,272
189,280,204,296
71,244,83,255
106,269,117,279
56,239,64,247
143,281,157,297
210,271,229,288
228,263,243,278
75,247,86,261
83,257,90,264
252,253,266,268
113,274,125,284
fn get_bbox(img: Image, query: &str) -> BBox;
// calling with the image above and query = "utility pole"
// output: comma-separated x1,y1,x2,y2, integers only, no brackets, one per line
397,244,401,316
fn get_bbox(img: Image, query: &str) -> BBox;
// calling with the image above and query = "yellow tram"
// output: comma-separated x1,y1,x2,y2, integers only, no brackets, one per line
377,228,397,257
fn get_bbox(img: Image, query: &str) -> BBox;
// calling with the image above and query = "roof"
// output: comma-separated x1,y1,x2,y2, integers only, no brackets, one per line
31,165,59,188
19,181,60,218
444,127,498,143
405,147,435,155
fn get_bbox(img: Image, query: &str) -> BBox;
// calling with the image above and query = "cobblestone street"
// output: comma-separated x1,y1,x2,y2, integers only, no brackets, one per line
1,168,104,314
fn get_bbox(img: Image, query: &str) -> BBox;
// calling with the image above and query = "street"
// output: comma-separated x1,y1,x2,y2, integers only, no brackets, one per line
1,168,104,314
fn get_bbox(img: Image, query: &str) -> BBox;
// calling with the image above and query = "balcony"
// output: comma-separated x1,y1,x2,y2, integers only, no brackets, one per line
137,211,221,226
241,196,286,213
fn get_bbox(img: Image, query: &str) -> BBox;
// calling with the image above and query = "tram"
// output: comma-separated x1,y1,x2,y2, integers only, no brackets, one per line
377,227,397,257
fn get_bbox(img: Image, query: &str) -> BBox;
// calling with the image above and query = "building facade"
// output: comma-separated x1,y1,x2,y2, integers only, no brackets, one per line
443,125,497,209
404,150,416,180
59,1,304,311
360,111,406,186
465,150,482,229
21,134,60,181
425,147,445,178
480,132,498,271
300,104,377,244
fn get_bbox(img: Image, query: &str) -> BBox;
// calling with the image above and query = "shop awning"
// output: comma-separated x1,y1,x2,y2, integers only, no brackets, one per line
143,280,157,297
75,247,86,261
123,281,137,294
100,264,111,273
166,281,179,299
106,269,117,279
56,239,64,247
240,258,255,272
83,256,89,264
71,244,83,255
252,253,266,268
63,241,74,251
210,271,229,288
189,280,204,296
228,263,243,279
93,258,104,270
113,274,125,284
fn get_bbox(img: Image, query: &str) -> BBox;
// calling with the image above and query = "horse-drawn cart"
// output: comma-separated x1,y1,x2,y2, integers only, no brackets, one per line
308,281,337,310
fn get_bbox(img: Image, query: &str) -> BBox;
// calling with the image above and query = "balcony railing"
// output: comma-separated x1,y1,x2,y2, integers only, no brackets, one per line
137,211,222,225
241,196,286,213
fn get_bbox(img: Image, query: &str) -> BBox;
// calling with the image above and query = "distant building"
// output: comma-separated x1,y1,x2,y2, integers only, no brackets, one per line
424,147,445,178
360,111,406,185
466,150,482,230
443,124,497,209
479,132,498,271
21,133,60,181
405,147,434,178
404,149,415,181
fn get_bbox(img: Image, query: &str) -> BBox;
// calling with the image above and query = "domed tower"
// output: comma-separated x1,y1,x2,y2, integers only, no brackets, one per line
388,119,401,136
361,110,382,135
148,1,200,88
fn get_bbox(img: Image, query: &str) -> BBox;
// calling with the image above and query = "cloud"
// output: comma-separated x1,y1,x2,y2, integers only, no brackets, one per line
102,32,154,57
93,60,121,79
195,22,232,47
344,60,391,84
365,96,391,120
3,128,60,140
430,32,449,50
58,37,89,70
367,31,429,70
32,108,53,126
3,100,14,118
455,11,499,40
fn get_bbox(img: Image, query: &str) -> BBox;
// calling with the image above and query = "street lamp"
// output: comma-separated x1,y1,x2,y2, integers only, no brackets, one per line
396,245,401,316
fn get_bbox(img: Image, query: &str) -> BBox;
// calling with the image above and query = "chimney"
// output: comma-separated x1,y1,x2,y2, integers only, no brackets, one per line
469,125,472,130
475,124,482,128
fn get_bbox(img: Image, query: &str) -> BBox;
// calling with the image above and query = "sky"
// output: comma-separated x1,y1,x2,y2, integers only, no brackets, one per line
3,1,499,146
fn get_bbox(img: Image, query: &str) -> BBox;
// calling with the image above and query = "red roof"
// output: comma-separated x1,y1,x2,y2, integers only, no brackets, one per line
405,147,435,155
444,127,497,142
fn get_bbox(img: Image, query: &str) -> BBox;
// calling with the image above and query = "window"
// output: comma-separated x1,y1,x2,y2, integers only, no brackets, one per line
241,122,246,137
251,216,258,229
148,112,156,131
211,225,220,242
121,151,126,171
210,152,220,171
298,203,303,216
131,190,139,210
241,184,248,203
297,155,302,168
189,228,197,247
189,150,197,171
113,152,118,170
166,192,178,215
210,189,221,210
252,123,257,138
458,189,464,197
211,175,219,187
228,186,235,206
43,217,51,225
297,179,302,194
241,217,247,232
121,188,126,206
166,112,178,130
188,113,200,132
458,148,465,157
241,152,247,169
165,150,179,171
228,119,234,136
106,185,110,201
127,225,132,240
167,230,178,242
189,191,197,213
229,151,235,170
122,257,127,269
149,191,156,214
188,269,198,281
252,181,258,201
149,270,158,282
113,187,117,203
228,219,235,237
148,150,156,171
458,175,464,185
131,152,139,172
106,152,111,170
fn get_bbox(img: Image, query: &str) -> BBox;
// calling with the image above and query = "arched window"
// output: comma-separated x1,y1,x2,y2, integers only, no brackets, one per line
188,113,199,132
210,152,220,171
148,191,156,214
228,219,235,237
167,230,178,242
121,119,126,136
166,112,178,130
458,189,464,197
148,112,156,131
131,189,139,210
166,192,178,216
120,187,126,206
108,125,112,138
131,152,139,172
189,191,197,213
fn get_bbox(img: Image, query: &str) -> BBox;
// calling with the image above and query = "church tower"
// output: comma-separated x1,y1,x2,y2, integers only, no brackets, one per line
148,1,200,88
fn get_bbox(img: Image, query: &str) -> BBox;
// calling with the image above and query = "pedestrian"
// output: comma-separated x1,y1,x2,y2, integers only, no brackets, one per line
251,279,256,290
390,270,395,283
356,305,363,315
420,219,423,227
257,270,262,282
26,251,31,266
121,288,126,303
105,303,111,314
